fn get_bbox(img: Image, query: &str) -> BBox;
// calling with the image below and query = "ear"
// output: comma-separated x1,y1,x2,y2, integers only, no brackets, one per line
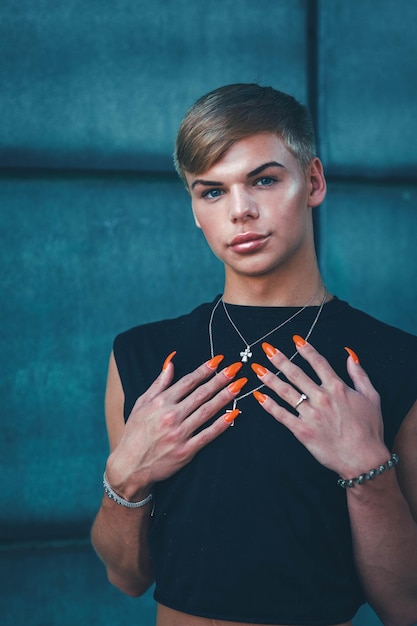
307,157,327,208
184,173,202,228
191,203,202,229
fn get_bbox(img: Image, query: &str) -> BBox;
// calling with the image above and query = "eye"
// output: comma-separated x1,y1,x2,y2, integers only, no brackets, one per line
254,176,277,187
201,188,224,199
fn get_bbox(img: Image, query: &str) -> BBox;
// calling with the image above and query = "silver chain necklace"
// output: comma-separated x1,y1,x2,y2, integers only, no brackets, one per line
221,287,321,362
208,288,327,419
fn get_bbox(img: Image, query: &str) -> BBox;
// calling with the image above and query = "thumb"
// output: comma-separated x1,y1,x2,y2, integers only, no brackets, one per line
344,347,375,397
136,351,177,408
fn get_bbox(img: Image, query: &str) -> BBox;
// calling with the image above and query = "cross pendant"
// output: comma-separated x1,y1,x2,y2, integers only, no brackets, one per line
226,400,238,427
240,346,252,362
225,409,235,427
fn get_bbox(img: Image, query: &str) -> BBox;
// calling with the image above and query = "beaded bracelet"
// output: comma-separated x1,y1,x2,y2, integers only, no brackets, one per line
103,472,153,508
337,453,399,489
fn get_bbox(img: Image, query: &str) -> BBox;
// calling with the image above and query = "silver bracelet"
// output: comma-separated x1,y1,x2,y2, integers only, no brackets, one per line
337,453,399,489
103,472,153,508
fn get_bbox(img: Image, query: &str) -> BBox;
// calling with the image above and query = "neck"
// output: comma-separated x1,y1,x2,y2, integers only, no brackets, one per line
223,269,327,307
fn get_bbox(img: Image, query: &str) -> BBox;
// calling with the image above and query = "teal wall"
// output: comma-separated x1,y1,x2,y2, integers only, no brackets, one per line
1,1,416,624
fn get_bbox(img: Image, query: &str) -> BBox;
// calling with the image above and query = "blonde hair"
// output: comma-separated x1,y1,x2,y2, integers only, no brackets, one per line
174,83,316,185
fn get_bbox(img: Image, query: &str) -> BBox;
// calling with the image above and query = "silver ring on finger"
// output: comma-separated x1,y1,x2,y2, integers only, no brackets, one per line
294,393,308,410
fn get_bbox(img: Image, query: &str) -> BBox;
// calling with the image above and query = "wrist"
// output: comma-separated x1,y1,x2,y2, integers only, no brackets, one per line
337,444,390,480
103,472,153,508
337,452,399,489
105,456,154,502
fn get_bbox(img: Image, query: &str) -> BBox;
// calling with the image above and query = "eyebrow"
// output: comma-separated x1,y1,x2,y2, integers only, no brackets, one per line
190,161,284,190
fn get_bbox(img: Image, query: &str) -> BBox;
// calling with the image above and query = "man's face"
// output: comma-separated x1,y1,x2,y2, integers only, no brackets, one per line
185,132,324,283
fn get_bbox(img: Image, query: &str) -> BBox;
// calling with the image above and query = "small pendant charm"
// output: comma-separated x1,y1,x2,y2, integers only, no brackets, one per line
226,400,238,427
225,409,235,427
240,346,252,362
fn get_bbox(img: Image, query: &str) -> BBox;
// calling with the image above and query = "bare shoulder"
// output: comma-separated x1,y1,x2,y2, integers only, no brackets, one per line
394,400,417,519
105,350,126,451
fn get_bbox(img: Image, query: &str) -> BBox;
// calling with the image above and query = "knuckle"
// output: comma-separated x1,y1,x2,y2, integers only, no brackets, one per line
269,405,285,422
288,366,304,384
315,354,328,367
164,424,186,450
331,378,346,396
197,427,213,448
370,388,381,404
193,419,226,451
173,445,189,464
278,384,294,402
314,388,332,410
160,408,177,428
180,373,197,393
151,394,166,411
308,407,322,423
192,385,211,406
180,365,212,394
298,424,314,441
197,402,214,423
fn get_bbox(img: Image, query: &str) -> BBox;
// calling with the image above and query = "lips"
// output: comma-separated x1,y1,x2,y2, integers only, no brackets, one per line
229,232,269,253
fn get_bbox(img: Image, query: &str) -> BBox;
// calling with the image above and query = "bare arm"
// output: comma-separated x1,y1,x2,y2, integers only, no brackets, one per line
91,351,246,597
252,339,417,626
347,402,417,626
91,352,154,596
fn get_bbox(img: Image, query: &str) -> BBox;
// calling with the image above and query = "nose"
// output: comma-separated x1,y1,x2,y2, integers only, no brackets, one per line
228,187,259,222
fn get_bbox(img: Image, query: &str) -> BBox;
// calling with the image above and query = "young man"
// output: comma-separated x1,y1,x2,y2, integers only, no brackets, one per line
91,84,417,626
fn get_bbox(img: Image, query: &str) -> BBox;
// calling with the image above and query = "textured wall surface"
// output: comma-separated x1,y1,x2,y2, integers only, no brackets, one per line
1,0,416,624
318,0,417,176
0,0,308,170
317,1,417,335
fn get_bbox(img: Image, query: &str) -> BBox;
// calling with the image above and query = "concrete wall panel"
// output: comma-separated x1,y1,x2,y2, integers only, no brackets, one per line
0,0,308,170
318,0,417,175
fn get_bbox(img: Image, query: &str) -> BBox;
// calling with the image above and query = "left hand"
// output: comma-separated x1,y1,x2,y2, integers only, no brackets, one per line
252,337,389,478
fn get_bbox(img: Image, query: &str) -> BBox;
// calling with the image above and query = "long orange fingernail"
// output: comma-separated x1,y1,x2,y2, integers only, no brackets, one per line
345,347,360,364
228,377,248,393
162,351,176,371
223,408,241,424
251,363,268,377
224,362,243,378
253,390,267,404
293,335,307,348
262,342,278,357
207,354,224,369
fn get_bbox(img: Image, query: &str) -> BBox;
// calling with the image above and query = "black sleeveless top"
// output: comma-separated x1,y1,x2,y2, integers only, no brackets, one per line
113,297,417,625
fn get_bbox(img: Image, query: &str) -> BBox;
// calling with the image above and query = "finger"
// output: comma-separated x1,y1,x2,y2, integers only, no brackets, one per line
130,351,177,411
134,352,224,410
251,362,306,411
262,340,320,397
253,390,302,437
345,347,380,401
143,353,225,409
291,335,340,385
186,407,242,455
183,375,248,434
172,361,243,415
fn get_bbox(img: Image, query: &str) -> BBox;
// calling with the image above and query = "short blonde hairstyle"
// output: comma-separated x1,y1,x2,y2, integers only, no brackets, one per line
174,83,317,185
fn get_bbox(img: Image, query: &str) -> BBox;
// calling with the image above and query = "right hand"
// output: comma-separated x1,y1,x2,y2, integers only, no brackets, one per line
106,354,246,500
